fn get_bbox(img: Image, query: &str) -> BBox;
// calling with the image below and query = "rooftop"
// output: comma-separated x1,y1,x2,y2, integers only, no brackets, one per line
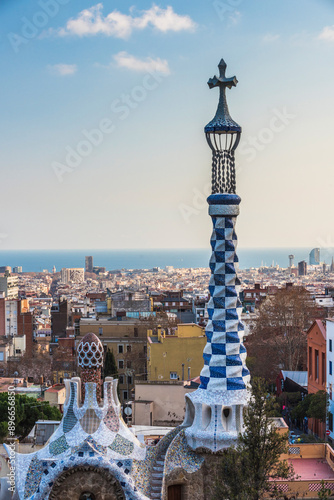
289,458,334,480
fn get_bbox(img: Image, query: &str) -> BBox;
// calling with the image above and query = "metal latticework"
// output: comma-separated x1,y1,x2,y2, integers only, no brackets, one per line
211,149,236,194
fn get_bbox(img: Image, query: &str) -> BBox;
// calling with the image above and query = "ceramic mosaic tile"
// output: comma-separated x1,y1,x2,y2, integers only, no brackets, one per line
49,435,69,456
80,408,101,434
109,434,134,456
165,430,204,476
23,456,43,499
63,382,78,433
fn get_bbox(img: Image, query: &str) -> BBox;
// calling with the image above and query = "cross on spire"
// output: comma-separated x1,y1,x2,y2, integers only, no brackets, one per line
205,58,241,134
208,58,238,90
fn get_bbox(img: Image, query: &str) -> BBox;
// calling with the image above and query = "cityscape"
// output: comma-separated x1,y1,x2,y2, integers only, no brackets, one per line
1,0,334,499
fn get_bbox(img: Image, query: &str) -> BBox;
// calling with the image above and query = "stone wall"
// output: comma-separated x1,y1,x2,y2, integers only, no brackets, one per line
164,452,223,500
49,465,125,500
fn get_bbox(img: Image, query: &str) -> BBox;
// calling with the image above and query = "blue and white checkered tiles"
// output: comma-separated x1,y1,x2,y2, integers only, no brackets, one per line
200,194,250,392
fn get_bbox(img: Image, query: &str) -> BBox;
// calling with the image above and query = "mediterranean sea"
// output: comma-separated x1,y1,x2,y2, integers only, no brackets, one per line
0,248,324,273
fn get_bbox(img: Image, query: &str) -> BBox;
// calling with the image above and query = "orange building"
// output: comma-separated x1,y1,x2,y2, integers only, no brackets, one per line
307,319,327,439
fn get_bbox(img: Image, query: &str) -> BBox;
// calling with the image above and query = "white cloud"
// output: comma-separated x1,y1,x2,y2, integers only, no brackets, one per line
262,33,280,43
55,3,196,38
113,52,170,75
47,64,77,76
319,25,334,42
229,10,241,25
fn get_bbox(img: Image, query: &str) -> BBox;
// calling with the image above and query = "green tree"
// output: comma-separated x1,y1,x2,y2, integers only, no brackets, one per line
0,422,8,441
292,391,328,423
104,348,118,378
213,378,295,500
307,391,329,422
318,480,333,499
0,393,62,441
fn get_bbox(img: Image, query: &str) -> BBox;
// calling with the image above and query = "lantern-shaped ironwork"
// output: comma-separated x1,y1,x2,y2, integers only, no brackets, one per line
205,58,241,194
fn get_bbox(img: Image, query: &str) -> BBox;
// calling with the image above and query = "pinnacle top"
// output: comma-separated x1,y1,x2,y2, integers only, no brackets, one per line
205,58,241,134
208,58,238,90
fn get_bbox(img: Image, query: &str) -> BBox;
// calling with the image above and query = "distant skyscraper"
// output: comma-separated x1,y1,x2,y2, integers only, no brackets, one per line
85,256,93,273
13,266,22,274
52,265,56,274
331,257,334,273
0,266,11,274
309,248,320,265
298,260,307,276
289,254,294,268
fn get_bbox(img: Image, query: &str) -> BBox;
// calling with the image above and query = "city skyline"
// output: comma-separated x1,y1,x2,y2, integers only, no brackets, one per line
1,0,334,250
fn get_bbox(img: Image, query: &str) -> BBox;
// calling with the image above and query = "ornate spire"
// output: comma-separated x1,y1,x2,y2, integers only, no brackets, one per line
183,58,250,452
205,59,241,195
78,332,103,402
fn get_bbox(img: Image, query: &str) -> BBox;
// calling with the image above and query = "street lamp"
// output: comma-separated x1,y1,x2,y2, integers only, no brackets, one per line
13,371,19,390
125,368,135,425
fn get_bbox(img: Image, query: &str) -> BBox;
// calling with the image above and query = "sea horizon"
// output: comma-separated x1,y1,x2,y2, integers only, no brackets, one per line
0,247,330,273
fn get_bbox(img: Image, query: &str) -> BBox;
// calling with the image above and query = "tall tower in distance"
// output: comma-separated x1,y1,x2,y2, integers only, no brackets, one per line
289,254,294,268
309,248,320,265
298,260,307,276
184,59,250,452
85,255,93,273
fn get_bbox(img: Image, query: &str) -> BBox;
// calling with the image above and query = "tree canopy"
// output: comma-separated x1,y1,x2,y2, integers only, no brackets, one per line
104,348,118,378
213,378,295,500
292,390,328,423
0,393,62,441
246,287,316,381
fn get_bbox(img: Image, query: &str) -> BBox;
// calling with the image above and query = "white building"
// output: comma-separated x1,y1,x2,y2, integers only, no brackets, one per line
0,276,18,299
60,268,85,284
4,299,18,337
315,295,334,308
326,319,334,445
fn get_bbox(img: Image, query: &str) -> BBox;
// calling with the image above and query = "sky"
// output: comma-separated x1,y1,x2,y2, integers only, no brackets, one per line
1,0,334,250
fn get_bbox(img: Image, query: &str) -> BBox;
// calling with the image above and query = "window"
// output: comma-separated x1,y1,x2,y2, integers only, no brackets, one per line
128,376,133,384
309,347,313,377
118,360,124,369
127,360,132,369
134,327,138,338
118,345,123,354
126,345,132,353
330,384,333,400
315,350,319,380
170,372,178,380
172,302,176,306
330,361,333,376
329,412,334,432
98,327,103,335
330,339,333,353
122,390,128,401
0,352,3,361
165,302,169,306
119,374,124,384
322,352,326,384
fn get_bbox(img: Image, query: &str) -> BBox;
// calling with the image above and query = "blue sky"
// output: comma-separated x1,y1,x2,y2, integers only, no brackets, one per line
1,0,334,251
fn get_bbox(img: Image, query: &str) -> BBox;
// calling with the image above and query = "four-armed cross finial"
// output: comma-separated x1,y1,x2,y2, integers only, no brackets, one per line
208,58,238,90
